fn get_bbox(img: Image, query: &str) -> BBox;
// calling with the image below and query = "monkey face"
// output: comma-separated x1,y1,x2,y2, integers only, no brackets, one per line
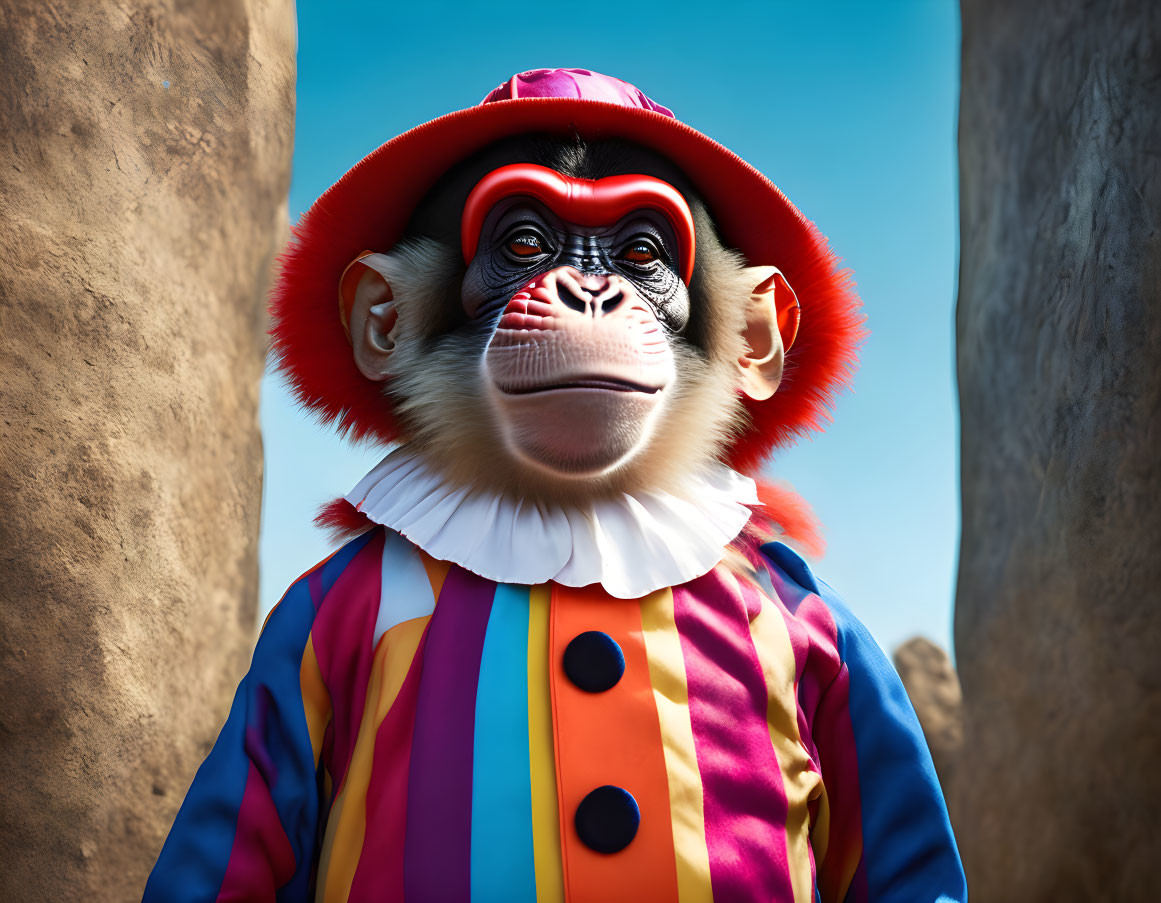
342,138,796,501
463,196,690,476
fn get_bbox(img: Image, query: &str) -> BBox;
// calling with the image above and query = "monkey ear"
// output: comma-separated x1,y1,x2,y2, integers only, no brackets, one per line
340,252,398,382
737,266,799,401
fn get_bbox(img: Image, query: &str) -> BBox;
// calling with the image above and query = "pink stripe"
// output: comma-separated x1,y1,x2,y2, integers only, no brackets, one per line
811,660,864,901
346,628,430,901
766,568,829,903
311,530,385,796
674,569,795,902
215,763,295,901
761,560,865,901
762,559,841,762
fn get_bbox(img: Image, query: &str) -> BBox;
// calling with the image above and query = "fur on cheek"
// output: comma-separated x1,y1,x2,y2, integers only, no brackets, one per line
374,239,506,484
687,209,751,369
619,231,759,490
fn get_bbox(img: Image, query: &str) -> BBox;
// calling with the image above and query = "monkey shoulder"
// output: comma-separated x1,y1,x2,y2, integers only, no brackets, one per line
314,525,437,650
758,540,822,600
279,525,432,650
757,539,884,674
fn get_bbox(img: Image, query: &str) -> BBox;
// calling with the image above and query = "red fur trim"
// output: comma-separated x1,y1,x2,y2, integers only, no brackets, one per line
269,217,405,444
738,480,825,560
314,497,375,541
727,233,867,473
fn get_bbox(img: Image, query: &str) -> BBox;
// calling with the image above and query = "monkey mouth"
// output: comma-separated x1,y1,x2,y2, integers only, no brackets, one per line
499,377,662,395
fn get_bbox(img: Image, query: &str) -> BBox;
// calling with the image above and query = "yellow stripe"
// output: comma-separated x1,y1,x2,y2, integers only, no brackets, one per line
299,635,331,765
316,617,429,903
741,572,822,903
640,588,713,903
527,584,563,903
810,784,831,872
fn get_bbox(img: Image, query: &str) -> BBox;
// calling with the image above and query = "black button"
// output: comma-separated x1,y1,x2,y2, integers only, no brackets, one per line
563,631,625,693
575,785,639,853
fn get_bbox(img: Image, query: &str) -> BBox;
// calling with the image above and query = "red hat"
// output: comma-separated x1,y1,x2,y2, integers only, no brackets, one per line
270,68,864,473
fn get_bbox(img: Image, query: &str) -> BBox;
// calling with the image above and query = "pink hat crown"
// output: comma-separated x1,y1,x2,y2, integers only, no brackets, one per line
480,68,675,119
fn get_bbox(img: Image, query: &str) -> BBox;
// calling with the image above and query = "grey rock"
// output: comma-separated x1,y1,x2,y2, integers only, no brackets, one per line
955,0,1161,898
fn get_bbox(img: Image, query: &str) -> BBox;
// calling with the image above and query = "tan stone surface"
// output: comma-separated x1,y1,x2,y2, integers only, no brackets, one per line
0,3,294,899
893,637,962,787
956,1,1161,899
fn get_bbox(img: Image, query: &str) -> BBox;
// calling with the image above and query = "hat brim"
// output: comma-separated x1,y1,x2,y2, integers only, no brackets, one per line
269,98,864,471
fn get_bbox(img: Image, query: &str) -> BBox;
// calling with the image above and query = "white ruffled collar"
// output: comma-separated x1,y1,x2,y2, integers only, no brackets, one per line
345,445,758,599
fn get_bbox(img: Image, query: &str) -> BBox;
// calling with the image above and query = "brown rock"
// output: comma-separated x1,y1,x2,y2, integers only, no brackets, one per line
956,0,1161,899
893,637,963,786
0,3,294,900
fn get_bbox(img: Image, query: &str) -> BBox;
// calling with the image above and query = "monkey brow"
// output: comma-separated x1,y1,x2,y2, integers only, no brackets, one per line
460,163,696,285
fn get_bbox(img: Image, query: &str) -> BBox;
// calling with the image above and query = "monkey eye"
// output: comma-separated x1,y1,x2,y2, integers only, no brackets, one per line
619,239,661,265
504,229,548,260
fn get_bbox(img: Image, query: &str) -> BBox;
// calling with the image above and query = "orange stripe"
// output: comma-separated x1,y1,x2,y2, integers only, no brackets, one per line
549,584,679,903
299,635,330,765
418,549,452,600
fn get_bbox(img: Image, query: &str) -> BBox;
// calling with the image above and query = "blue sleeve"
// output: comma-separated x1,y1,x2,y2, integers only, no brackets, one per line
143,532,372,902
763,542,968,903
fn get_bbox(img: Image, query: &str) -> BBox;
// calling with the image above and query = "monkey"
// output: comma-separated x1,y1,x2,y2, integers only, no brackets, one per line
143,68,966,903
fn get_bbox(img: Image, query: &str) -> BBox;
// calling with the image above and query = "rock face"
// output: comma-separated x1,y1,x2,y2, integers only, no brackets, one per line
893,637,963,787
0,3,294,900
956,1,1161,899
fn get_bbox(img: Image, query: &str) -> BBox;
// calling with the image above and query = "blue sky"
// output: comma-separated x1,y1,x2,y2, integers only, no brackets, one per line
260,0,962,655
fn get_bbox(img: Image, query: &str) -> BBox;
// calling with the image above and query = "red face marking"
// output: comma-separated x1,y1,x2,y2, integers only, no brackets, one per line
461,163,697,285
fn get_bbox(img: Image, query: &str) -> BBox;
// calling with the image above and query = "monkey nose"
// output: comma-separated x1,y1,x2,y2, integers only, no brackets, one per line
554,270,627,317
557,279,592,314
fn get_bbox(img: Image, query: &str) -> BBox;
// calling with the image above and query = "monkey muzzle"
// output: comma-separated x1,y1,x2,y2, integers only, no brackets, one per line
486,267,674,396
481,265,677,476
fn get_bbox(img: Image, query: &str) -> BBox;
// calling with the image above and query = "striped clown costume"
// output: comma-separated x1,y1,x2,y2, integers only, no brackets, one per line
144,69,967,902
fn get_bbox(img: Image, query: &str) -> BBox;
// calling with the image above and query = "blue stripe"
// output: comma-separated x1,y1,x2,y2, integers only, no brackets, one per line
278,531,374,900
819,583,966,903
237,574,318,900
144,573,318,901
143,665,252,901
470,583,537,903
